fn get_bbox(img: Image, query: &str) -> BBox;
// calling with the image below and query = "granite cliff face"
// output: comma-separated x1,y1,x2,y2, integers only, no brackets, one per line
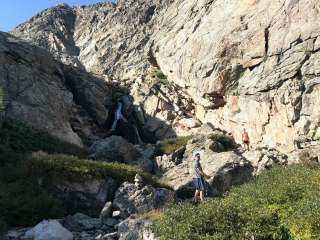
5,0,320,152
150,0,320,152
0,32,113,146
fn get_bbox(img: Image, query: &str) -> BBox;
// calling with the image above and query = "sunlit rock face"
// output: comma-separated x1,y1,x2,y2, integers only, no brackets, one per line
151,0,320,152
12,0,320,152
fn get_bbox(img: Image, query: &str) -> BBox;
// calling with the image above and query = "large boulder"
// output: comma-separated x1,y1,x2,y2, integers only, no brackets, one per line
118,218,157,240
63,213,116,240
0,32,82,147
164,151,253,198
160,134,252,198
23,220,73,240
89,136,154,172
55,177,117,216
243,148,288,175
113,182,175,218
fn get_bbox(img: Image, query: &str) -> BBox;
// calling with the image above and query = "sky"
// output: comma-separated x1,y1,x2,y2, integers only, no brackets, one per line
0,0,116,32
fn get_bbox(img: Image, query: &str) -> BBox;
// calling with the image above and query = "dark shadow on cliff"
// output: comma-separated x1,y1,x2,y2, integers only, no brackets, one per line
61,60,177,146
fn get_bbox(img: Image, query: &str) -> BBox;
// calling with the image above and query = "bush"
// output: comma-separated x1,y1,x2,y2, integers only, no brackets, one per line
0,120,87,229
0,181,64,227
155,165,320,240
154,136,192,157
0,120,87,157
0,147,64,228
154,69,167,80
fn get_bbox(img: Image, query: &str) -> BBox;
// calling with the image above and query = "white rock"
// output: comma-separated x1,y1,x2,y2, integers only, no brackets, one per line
23,220,73,240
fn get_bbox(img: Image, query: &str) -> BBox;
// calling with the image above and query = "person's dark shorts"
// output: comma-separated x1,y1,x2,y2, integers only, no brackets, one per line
194,177,205,191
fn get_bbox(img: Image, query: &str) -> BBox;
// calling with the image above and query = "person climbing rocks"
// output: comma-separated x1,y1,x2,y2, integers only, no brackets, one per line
242,128,250,151
193,152,210,203
110,101,128,132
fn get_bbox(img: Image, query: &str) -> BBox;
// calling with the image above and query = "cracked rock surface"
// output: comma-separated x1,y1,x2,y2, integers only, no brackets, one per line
8,0,320,151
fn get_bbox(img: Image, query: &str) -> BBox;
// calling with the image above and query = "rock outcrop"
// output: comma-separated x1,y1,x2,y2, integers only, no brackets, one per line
12,0,320,152
23,220,73,240
89,136,154,172
157,134,252,198
118,218,157,240
54,177,117,216
150,0,320,152
113,182,175,218
0,31,114,146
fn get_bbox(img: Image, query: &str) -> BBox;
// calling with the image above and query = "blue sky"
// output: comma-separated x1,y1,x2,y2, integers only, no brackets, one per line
0,0,116,32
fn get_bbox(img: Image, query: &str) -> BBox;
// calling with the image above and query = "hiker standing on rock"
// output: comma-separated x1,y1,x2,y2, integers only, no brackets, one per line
242,128,250,151
193,152,210,203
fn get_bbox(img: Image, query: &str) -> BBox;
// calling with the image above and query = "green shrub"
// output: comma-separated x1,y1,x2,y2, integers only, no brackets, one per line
0,181,64,227
0,120,87,157
154,136,192,157
0,147,64,228
155,165,320,240
0,120,87,229
155,69,167,80
28,154,168,188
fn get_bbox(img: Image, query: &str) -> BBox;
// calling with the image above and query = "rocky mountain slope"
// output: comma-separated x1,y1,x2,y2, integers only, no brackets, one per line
1,1,320,239
0,32,115,146
9,0,320,153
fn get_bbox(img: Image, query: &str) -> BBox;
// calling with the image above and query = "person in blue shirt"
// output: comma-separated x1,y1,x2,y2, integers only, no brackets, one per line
193,152,210,203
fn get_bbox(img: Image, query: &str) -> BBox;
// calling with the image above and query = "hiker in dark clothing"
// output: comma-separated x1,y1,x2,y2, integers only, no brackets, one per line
193,152,210,203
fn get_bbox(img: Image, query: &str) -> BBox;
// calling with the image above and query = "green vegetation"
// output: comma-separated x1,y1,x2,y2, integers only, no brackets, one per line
0,120,86,230
154,136,192,157
0,120,87,157
154,69,167,80
135,210,163,222
0,145,65,229
155,164,320,240
29,154,168,188
0,119,167,232
151,68,170,85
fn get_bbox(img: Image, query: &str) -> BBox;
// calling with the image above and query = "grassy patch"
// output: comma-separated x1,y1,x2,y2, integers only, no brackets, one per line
29,154,169,188
155,164,320,240
154,136,192,157
135,210,163,221
151,68,170,85
0,120,88,230
0,147,64,229
154,69,167,80
0,120,87,157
